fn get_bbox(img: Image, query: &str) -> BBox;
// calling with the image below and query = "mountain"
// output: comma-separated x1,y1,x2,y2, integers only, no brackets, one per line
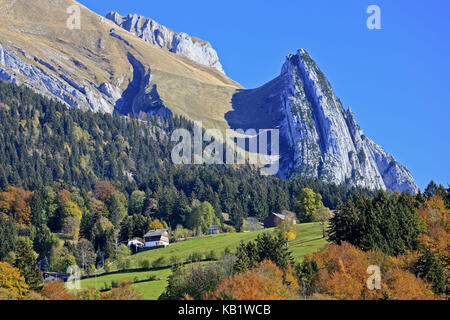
227,50,417,193
0,0,240,132
0,0,418,193
105,11,225,74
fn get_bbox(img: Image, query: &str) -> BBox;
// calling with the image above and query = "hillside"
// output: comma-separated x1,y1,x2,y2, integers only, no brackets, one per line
77,223,327,299
0,0,241,132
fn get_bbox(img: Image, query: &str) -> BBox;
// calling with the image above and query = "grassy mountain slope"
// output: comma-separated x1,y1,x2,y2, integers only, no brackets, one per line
77,223,327,299
0,0,241,132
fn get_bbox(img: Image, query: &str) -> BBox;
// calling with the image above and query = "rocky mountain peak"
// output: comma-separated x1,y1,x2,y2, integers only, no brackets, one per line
105,11,225,74
279,49,418,193
227,48,418,193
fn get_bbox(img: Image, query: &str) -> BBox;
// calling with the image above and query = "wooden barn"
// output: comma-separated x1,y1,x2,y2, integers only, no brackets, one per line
264,211,297,229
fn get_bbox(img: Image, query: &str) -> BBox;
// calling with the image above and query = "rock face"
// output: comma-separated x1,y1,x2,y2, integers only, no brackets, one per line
0,43,118,113
106,12,225,74
227,49,418,193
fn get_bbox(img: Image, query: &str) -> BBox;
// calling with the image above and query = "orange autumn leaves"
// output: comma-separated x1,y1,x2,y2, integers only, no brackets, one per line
206,261,299,300
304,242,437,300
0,186,32,225
0,262,29,299
416,198,450,270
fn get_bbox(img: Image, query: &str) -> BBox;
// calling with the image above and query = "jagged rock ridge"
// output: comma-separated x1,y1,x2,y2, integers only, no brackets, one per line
106,11,225,74
226,49,418,193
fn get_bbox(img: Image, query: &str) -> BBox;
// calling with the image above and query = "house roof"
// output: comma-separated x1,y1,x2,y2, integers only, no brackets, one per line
272,212,287,220
144,229,168,238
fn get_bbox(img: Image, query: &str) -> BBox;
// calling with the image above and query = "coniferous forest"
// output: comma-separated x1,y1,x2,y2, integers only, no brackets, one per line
0,81,374,228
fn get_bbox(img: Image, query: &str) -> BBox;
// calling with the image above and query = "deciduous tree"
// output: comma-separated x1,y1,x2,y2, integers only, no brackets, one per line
0,262,29,299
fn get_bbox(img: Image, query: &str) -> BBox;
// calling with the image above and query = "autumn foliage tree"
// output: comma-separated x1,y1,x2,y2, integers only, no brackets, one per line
415,196,449,295
93,181,116,203
148,219,164,231
206,261,299,300
295,188,324,223
297,242,438,300
0,262,29,299
41,280,74,300
100,281,143,300
0,186,33,225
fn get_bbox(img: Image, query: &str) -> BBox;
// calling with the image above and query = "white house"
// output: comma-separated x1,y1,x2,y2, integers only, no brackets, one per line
127,239,144,249
144,229,170,248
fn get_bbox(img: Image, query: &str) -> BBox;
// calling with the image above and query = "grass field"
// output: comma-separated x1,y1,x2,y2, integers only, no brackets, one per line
78,268,172,300
77,222,327,300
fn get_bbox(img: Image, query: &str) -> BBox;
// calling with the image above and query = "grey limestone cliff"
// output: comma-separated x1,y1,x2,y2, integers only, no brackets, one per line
106,11,225,74
226,49,418,193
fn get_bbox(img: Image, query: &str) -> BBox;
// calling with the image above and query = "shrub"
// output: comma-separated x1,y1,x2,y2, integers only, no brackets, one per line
170,255,182,266
190,251,203,262
139,259,151,269
206,250,218,261
152,257,167,268
160,262,232,300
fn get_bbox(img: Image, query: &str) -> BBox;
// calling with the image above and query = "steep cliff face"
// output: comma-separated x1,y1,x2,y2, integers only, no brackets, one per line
229,49,417,193
106,12,225,74
0,42,118,113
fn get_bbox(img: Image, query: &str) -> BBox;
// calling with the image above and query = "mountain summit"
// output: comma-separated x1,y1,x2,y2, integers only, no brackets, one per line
106,11,225,74
227,49,418,193
0,0,418,193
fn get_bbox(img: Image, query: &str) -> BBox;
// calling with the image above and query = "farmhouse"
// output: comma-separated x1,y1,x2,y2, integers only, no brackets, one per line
264,211,297,228
144,229,170,248
43,272,68,283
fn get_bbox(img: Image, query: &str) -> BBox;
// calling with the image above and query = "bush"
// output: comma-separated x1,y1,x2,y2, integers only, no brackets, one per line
86,265,96,276
206,250,218,261
117,257,131,271
223,247,232,257
190,251,204,262
159,262,232,300
152,257,167,268
139,259,151,269
223,225,236,233
103,282,110,291
170,255,182,266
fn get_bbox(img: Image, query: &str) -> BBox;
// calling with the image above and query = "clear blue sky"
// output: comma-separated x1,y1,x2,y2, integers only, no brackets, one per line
79,0,450,191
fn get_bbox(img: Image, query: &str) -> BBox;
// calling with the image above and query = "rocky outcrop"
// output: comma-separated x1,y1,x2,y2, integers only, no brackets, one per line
0,42,120,113
226,49,418,193
106,12,225,74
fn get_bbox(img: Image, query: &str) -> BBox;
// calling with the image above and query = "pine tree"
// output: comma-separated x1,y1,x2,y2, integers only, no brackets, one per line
13,238,43,290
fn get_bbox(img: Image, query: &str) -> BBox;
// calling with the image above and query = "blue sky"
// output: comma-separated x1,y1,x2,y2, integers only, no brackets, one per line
79,0,450,190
